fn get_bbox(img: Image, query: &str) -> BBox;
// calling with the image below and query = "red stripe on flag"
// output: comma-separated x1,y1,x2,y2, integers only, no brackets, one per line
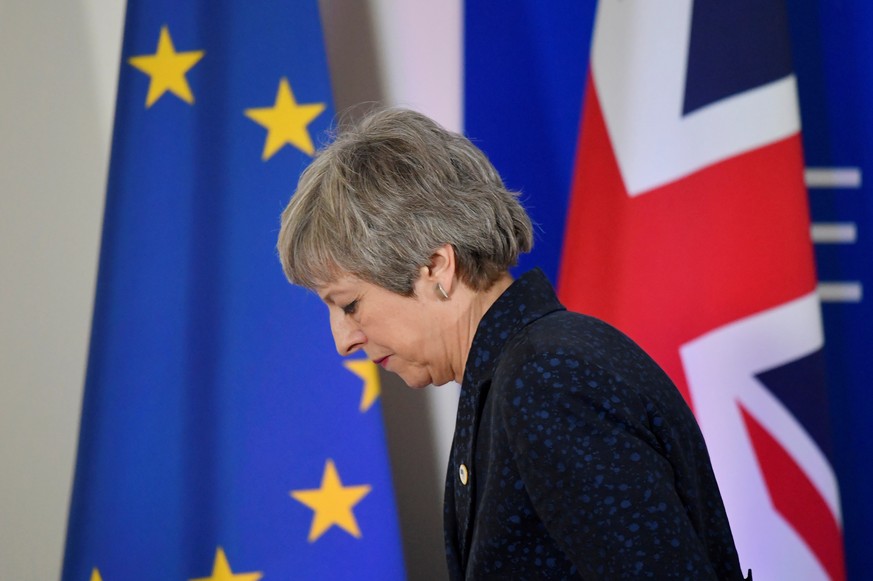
557,76,818,411
739,404,846,580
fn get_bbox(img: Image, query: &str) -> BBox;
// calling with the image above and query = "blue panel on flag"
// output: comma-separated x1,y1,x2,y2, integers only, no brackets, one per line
683,0,793,115
754,349,834,463
788,1,873,577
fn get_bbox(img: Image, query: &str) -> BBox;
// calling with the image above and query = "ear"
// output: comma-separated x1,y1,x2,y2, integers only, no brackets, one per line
420,244,457,292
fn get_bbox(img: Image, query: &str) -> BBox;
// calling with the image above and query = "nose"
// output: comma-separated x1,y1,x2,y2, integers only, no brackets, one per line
329,309,366,356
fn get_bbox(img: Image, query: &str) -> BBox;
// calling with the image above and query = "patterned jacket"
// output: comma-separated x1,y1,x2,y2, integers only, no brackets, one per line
444,269,746,579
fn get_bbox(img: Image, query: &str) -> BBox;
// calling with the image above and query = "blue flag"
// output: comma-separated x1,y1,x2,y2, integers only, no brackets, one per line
62,2,405,579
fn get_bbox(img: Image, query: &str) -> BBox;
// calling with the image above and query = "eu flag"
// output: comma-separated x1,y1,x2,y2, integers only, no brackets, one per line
62,2,406,579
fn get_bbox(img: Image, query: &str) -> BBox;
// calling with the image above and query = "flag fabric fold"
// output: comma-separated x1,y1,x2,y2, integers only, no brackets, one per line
62,2,405,579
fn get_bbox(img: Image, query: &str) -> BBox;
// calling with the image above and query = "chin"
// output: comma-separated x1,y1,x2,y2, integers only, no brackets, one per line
400,375,431,390
392,362,450,389
403,372,456,390
394,369,433,390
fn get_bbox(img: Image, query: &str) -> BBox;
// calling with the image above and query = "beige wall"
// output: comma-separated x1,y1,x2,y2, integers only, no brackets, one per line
0,1,461,579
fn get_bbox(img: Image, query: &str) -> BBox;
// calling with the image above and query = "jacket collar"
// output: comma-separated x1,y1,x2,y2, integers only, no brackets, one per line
462,268,566,391
446,268,566,571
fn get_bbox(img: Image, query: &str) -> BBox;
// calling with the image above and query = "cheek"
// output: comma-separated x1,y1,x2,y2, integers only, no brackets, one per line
407,318,438,359
382,310,425,349
367,298,434,360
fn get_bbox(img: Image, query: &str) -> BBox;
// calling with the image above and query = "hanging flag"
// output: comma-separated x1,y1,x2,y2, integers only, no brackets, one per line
557,1,844,579
62,2,405,580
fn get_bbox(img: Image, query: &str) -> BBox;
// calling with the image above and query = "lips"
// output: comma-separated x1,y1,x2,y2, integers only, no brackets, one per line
373,355,390,368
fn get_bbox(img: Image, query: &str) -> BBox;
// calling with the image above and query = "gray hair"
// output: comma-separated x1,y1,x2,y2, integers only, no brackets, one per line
277,108,534,295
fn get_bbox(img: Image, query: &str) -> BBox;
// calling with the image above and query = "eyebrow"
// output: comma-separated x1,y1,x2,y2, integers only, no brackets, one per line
317,277,355,306
319,287,349,306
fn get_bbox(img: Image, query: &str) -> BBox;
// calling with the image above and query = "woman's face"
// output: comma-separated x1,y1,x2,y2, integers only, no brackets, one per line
316,272,451,389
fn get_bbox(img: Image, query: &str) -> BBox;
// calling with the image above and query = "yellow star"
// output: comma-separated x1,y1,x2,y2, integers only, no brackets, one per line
189,547,262,581
90,568,103,581
290,459,372,542
344,359,381,412
244,78,326,159
128,25,204,108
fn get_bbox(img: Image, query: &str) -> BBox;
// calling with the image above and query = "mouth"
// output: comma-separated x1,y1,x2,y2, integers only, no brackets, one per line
373,355,390,368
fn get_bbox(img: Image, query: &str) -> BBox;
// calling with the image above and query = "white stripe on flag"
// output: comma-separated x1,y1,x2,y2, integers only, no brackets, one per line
811,223,857,244
805,167,862,189
818,282,863,303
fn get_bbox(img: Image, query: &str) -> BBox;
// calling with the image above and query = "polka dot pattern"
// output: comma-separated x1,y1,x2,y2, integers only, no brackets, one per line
444,270,746,580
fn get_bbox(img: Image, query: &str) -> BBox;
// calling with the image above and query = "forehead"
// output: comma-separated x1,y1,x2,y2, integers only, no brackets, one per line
315,273,367,303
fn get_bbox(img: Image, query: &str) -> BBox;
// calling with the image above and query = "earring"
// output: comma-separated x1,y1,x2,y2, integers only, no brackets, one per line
435,282,450,300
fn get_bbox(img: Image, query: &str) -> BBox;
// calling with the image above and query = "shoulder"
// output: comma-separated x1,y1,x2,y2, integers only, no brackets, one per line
495,310,669,390
489,310,682,436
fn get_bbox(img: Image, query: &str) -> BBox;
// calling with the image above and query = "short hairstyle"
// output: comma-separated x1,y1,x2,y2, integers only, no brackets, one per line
277,108,534,295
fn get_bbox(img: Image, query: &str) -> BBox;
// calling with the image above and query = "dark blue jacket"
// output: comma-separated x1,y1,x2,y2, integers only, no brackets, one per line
444,269,746,580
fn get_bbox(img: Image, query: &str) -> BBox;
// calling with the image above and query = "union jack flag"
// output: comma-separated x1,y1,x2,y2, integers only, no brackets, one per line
557,1,845,578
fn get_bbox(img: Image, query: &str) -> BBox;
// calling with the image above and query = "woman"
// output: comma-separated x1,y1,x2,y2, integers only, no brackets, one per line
277,108,747,580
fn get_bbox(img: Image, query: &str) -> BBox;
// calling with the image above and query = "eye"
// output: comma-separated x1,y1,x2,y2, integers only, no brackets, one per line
341,299,359,316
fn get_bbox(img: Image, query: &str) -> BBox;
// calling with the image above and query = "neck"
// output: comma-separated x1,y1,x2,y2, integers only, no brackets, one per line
451,273,514,384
